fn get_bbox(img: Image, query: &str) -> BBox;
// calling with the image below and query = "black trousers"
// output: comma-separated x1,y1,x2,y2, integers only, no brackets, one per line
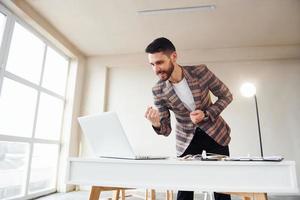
177,127,231,200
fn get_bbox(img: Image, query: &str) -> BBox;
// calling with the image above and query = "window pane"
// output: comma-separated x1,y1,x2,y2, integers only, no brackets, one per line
0,141,29,199
29,144,58,193
42,47,68,96
35,93,64,140
6,22,45,84
0,12,6,45
0,78,37,137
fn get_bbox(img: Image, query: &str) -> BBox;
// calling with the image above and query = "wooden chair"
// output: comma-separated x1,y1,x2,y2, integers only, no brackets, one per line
89,187,174,200
89,186,130,200
145,189,173,200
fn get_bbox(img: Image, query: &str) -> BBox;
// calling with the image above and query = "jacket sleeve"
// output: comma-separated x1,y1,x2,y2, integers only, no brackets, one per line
152,87,172,136
202,65,233,122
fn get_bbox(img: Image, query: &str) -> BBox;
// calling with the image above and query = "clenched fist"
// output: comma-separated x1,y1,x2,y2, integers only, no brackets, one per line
145,106,161,128
190,110,205,124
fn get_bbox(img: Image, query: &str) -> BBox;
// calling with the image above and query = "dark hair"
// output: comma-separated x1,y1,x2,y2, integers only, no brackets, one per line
145,37,176,54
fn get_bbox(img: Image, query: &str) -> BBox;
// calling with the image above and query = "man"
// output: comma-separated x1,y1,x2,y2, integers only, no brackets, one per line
144,37,233,200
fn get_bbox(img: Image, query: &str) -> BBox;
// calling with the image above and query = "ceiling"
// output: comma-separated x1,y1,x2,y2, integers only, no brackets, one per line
25,0,300,56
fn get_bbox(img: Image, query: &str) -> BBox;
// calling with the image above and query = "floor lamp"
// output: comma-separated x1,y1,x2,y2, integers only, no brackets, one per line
240,82,264,158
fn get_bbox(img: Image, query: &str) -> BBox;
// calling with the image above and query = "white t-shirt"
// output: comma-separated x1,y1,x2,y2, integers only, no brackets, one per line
172,78,196,111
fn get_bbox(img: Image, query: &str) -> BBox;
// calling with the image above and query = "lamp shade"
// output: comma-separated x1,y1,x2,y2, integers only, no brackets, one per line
240,82,256,97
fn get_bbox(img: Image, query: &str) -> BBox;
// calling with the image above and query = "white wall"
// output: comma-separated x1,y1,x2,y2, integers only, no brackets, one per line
81,47,300,190
106,59,300,158
107,64,177,157
79,63,108,157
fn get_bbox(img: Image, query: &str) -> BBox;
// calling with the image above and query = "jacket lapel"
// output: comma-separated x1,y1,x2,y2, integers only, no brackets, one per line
162,67,202,112
163,81,187,111
182,67,202,111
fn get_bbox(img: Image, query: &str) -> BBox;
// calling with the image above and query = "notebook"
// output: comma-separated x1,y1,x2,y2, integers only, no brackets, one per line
78,111,168,160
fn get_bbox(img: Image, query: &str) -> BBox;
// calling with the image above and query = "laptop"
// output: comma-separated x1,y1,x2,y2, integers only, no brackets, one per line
78,111,168,160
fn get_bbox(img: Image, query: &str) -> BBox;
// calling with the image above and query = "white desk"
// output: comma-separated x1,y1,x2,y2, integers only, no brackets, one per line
66,158,298,198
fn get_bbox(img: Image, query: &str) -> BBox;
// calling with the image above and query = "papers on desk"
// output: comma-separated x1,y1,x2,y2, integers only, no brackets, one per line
179,154,225,161
224,155,284,162
178,150,284,162
179,150,228,161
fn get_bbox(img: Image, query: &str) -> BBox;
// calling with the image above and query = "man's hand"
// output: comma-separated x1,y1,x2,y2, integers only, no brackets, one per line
145,106,161,128
190,110,205,124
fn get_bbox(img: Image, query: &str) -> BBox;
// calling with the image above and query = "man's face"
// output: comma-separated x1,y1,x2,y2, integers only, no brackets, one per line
148,52,176,81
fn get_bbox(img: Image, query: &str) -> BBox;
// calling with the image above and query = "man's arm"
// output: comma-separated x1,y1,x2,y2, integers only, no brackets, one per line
202,65,233,122
150,88,172,136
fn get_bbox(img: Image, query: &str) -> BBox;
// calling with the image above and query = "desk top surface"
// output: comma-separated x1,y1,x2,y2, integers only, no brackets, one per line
68,157,295,166
67,157,298,193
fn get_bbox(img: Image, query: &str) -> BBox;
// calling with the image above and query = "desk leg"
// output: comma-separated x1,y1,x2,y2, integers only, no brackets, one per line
254,193,268,200
242,197,251,200
89,186,101,200
89,186,129,200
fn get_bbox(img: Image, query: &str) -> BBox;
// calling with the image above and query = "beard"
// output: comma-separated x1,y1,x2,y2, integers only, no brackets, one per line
156,62,174,81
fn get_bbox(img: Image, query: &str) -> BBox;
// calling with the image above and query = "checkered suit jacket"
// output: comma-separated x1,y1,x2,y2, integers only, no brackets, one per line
152,65,233,156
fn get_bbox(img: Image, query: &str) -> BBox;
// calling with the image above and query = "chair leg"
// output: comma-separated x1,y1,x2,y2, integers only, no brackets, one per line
151,189,156,200
146,189,174,200
146,189,149,200
113,189,120,200
121,189,125,200
166,190,173,200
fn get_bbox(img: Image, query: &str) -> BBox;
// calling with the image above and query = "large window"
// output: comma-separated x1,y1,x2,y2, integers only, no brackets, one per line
6,22,45,84
0,4,69,200
0,78,38,137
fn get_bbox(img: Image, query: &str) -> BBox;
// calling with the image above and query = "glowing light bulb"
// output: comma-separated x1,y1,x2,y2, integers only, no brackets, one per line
240,82,256,97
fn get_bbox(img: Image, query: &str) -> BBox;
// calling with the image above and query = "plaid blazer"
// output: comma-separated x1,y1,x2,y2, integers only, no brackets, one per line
152,65,233,156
